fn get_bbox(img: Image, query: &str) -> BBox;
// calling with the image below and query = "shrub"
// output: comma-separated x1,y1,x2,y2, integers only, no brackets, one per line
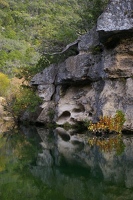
88,111,126,154
88,110,126,135
3,82,42,123
0,72,10,96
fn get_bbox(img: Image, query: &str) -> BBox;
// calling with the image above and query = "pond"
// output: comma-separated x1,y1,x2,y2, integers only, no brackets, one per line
0,125,133,200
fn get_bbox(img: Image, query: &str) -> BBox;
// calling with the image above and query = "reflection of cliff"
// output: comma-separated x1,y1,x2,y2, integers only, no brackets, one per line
27,0,133,132
32,165,133,199
36,127,133,191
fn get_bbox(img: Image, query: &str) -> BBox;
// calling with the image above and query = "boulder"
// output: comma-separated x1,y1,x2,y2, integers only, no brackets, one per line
78,26,99,53
97,0,133,42
56,53,103,85
31,64,58,85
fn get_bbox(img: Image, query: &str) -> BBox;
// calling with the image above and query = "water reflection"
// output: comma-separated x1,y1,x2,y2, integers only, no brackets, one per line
0,126,46,200
88,134,125,155
0,126,133,200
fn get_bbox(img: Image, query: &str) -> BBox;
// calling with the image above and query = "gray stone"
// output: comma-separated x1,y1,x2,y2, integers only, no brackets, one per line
37,84,55,101
78,26,99,52
37,127,55,149
97,0,133,38
70,135,84,151
56,85,96,125
56,53,103,85
125,78,133,103
20,106,42,123
31,64,58,85
37,101,55,123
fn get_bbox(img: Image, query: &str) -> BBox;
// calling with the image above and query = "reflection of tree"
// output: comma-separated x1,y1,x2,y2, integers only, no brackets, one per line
88,134,125,155
0,130,44,200
88,111,126,154
0,128,68,200
0,135,8,172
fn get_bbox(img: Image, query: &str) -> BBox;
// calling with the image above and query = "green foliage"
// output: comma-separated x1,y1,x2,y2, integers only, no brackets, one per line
15,54,56,82
0,130,43,200
91,45,102,55
0,37,39,75
48,108,55,121
62,122,74,130
16,47,78,81
12,86,42,114
76,0,108,32
0,0,109,78
0,0,9,9
0,72,10,96
0,0,109,120
4,84,43,122
0,129,68,200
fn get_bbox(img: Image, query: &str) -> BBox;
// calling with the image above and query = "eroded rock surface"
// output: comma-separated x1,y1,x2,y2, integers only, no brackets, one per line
30,0,133,131
37,84,55,101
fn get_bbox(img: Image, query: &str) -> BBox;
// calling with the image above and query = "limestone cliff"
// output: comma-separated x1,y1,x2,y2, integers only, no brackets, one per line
30,0,133,131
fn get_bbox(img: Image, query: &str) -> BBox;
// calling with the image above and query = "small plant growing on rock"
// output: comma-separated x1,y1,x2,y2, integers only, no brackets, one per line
88,110,125,135
88,110,126,154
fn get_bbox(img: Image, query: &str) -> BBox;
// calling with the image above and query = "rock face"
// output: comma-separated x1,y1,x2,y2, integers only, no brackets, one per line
97,0,133,32
97,0,133,42
30,0,133,131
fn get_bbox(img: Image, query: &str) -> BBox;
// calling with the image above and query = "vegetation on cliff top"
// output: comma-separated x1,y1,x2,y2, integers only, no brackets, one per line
0,0,108,77
0,0,108,121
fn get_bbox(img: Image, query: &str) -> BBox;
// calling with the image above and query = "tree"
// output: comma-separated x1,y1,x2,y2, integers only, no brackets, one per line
3,81,42,123
0,0,109,77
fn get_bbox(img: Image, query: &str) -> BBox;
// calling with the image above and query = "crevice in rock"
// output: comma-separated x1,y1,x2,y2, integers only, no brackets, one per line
73,104,85,113
58,111,71,123
99,30,133,48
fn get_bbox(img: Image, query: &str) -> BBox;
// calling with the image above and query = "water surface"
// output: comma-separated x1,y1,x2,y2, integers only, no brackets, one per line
0,126,133,200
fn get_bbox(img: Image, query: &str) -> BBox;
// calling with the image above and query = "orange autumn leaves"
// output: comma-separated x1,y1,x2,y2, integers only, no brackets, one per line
88,111,126,153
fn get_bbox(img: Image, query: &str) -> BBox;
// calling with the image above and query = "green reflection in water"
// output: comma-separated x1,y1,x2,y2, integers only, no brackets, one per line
0,127,133,200
0,129,66,200
88,133,125,155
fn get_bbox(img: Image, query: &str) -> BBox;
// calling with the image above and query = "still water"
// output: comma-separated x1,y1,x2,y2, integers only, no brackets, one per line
0,125,133,200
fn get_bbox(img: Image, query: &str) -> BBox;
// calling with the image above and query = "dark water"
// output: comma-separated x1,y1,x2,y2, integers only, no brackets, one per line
0,126,133,200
